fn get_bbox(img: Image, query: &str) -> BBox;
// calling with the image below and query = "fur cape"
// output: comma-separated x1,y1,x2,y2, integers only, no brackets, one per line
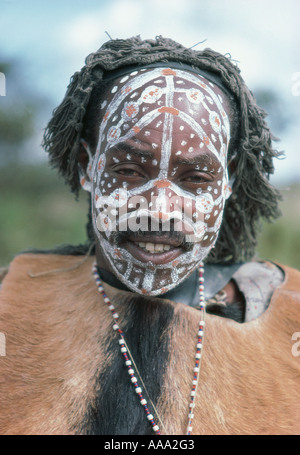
0,253,299,435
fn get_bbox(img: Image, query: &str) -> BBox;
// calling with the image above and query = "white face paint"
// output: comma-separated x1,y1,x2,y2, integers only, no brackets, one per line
80,67,232,295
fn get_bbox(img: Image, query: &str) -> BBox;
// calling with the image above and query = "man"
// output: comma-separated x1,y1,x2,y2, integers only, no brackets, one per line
0,36,299,435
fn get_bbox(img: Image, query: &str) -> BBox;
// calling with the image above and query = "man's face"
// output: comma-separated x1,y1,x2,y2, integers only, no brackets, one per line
82,67,232,295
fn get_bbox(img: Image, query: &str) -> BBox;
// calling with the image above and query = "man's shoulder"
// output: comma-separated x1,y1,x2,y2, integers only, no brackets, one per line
0,252,98,348
205,260,300,323
0,266,9,285
275,262,300,293
269,262,300,318
234,260,300,294
2,251,94,276
0,243,94,280
0,252,96,305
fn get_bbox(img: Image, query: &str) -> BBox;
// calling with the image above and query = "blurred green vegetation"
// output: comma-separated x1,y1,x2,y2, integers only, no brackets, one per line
255,183,300,269
0,163,299,270
0,164,89,266
0,60,46,163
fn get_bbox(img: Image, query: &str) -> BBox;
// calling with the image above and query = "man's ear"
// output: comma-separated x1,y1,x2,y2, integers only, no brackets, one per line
225,154,237,200
78,139,93,192
227,150,238,176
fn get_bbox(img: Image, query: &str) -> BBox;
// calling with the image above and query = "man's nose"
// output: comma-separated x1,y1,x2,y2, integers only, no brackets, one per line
146,181,195,221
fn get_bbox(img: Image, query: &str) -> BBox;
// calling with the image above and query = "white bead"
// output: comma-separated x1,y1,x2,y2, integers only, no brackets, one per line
196,353,201,359
121,347,127,353
191,391,196,396
128,368,134,375
112,313,119,319
198,330,203,336
113,324,119,331
189,403,195,408
125,360,132,366
194,367,200,373
118,339,125,344
131,377,137,383
153,425,159,432
200,320,205,326
104,297,110,303
135,387,142,394
147,414,154,420
188,413,194,419
108,304,114,310
188,426,193,432
140,399,147,405
197,343,202,349
192,380,197,385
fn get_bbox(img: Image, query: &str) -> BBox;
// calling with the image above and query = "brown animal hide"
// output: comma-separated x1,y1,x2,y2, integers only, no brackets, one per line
0,254,299,435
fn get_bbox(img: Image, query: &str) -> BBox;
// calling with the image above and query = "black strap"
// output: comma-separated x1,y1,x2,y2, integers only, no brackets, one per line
103,61,231,96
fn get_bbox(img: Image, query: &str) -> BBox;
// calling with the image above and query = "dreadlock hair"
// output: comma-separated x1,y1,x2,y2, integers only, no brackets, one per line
42,35,282,264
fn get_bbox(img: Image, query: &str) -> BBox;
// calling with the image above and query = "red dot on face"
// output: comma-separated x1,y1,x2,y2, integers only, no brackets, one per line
154,180,171,188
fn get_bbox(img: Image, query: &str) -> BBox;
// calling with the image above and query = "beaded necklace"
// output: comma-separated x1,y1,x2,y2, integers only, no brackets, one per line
92,262,206,435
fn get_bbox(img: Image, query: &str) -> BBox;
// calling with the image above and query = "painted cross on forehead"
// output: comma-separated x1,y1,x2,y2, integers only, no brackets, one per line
80,67,232,295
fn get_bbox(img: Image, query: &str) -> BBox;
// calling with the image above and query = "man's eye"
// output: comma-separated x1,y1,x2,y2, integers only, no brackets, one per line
184,175,204,182
182,173,213,184
116,169,141,176
113,165,146,179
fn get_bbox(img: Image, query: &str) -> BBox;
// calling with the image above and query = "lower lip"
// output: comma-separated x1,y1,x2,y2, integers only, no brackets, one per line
124,241,184,264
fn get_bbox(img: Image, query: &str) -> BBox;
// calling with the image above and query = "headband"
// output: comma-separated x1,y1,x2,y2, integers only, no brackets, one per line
102,61,232,98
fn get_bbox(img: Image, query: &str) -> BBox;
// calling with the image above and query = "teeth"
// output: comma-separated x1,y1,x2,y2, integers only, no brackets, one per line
145,242,155,253
154,244,164,252
136,242,172,253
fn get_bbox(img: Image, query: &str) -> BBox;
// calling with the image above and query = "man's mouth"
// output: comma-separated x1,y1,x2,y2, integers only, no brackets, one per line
135,241,172,253
121,232,191,264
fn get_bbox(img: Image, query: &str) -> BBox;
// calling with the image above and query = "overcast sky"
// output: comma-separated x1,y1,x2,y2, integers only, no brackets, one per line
1,0,299,183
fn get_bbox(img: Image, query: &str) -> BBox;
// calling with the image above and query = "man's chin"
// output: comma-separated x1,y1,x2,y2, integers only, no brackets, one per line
96,235,209,296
